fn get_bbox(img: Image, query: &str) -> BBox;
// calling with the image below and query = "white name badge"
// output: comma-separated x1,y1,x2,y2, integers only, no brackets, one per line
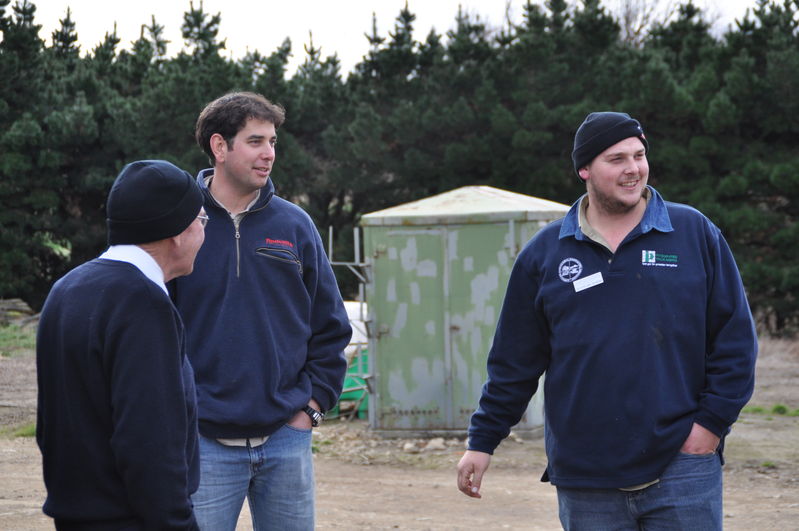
573,272,604,293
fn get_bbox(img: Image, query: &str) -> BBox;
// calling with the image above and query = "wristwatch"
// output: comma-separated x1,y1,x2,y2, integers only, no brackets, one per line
303,405,324,427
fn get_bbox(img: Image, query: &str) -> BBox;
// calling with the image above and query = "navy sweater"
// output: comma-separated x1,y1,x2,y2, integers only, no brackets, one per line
171,171,351,439
468,187,757,488
36,260,199,529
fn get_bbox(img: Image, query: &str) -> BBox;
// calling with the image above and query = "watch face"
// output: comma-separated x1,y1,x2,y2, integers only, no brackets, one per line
304,406,322,426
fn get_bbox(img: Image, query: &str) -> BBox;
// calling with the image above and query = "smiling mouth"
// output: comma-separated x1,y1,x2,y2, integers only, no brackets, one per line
620,178,639,188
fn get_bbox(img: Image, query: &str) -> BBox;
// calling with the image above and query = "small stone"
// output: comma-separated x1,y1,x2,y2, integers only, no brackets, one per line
402,442,420,454
508,431,525,443
424,437,446,451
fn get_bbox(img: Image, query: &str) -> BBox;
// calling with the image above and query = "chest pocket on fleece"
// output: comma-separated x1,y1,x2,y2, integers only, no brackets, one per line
255,246,303,276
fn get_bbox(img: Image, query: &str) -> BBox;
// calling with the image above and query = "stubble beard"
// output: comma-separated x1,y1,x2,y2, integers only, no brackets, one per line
589,182,646,216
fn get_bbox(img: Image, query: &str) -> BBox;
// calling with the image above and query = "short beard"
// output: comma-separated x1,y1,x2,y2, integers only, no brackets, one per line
587,181,645,216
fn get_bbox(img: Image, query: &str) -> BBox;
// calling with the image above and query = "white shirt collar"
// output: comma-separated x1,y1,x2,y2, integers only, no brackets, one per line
99,245,168,294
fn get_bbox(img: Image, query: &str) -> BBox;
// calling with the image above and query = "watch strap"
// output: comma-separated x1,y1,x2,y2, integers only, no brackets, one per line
303,405,323,427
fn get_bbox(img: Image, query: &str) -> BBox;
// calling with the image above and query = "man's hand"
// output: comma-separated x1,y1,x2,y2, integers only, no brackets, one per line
457,450,491,498
287,398,321,430
680,422,720,454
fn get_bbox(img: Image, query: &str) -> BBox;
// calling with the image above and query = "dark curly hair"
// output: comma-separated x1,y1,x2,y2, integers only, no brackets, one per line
195,92,286,166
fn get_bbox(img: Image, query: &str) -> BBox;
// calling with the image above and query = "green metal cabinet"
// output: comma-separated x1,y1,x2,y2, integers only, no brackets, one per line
360,186,569,436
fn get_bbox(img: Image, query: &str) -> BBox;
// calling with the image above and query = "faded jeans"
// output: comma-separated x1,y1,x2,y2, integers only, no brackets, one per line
192,424,314,531
557,452,722,530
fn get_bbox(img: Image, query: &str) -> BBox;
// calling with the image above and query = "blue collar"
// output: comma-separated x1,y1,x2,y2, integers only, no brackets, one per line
196,168,276,212
559,185,674,241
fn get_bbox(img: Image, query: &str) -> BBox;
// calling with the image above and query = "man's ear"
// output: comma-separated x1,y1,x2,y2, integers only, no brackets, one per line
210,133,227,164
169,231,186,250
578,167,590,181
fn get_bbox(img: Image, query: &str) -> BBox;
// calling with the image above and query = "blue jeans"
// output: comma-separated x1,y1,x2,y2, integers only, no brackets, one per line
192,424,314,531
557,452,722,531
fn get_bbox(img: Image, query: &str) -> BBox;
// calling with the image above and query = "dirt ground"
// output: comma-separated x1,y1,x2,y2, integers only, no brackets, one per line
0,338,797,530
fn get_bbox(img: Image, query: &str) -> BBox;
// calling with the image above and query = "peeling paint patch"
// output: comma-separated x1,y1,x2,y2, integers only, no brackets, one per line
410,282,420,305
400,238,417,271
448,230,459,260
504,230,514,251
413,357,445,391
497,249,509,267
391,303,408,338
451,343,468,383
485,305,495,325
463,256,474,272
386,357,445,407
417,259,437,277
425,320,436,336
387,278,397,302
388,247,398,260
471,266,499,308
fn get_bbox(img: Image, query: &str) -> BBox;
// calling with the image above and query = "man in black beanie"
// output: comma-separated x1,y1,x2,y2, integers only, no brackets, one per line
36,160,207,530
459,112,757,530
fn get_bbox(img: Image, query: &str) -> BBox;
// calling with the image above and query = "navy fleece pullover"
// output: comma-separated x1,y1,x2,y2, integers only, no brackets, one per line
171,170,351,439
468,186,757,488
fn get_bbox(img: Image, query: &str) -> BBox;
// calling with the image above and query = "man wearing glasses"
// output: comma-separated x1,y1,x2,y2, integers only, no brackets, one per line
36,160,207,529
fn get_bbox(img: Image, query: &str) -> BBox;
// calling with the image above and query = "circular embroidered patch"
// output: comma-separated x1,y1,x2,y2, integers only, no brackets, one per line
558,258,583,283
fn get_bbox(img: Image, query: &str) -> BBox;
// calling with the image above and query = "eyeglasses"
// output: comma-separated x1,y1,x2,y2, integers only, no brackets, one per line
197,214,209,227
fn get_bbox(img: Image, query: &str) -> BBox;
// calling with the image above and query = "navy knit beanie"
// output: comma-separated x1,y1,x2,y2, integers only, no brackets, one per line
572,112,648,179
106,160,203,245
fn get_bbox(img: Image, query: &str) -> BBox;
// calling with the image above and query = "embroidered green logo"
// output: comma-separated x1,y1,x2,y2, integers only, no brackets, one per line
642,250,678,268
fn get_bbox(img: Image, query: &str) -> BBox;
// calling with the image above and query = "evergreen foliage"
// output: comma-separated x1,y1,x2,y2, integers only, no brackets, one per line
1,0,797,332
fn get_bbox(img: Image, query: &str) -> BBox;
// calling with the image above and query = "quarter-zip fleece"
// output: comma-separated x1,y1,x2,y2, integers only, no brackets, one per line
468,186,757,488
171,169,352,439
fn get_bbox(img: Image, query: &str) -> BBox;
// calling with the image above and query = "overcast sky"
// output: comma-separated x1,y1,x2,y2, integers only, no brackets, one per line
31,0,760,75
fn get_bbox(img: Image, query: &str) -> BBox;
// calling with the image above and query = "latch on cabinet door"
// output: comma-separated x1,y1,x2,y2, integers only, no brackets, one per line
377,323,391,339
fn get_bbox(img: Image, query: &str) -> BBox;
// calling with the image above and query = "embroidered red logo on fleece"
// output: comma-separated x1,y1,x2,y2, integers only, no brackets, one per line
265,238,294,248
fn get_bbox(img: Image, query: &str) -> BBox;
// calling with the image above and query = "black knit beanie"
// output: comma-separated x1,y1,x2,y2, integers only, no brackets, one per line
572,112,648,179
106,160,203,245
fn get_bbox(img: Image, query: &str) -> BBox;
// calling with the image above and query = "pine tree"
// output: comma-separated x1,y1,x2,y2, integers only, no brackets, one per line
51,7,79,62
181,0,225,59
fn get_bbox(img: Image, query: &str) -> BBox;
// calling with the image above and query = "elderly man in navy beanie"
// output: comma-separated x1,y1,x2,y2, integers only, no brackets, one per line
36,160,207,530
459,112,757,531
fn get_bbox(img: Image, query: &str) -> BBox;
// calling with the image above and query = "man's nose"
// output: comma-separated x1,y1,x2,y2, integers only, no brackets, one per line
623,159,638,174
